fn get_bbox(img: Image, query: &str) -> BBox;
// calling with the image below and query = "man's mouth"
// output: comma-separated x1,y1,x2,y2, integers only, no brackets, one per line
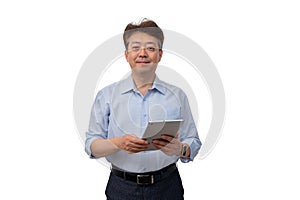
136,60,151,64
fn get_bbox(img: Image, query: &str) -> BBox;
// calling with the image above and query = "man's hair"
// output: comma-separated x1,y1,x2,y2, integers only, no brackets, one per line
123,18,164,51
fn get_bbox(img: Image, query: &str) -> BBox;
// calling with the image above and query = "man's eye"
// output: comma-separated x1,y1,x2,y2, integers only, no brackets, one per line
147,47,155,51
132,46,140,51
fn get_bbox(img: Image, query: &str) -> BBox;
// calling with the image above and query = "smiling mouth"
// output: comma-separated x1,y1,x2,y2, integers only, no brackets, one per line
136,60,151,64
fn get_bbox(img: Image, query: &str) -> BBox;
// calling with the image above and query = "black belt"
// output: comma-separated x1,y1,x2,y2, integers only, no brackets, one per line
111,163,177,185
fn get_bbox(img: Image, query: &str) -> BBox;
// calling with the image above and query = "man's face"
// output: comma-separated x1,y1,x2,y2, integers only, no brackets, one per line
125,32,163,74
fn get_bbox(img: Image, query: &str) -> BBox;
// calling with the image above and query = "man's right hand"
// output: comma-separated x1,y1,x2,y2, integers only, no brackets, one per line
110,134,150,154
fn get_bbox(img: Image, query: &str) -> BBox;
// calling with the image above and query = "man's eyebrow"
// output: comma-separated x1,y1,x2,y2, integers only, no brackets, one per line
129,42,141,46
129,41,157,45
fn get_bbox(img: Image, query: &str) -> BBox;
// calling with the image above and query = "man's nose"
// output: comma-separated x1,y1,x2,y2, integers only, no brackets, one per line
138,48,148,57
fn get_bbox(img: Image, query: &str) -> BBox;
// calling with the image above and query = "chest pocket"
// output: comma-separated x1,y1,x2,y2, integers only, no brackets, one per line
148,101,181,121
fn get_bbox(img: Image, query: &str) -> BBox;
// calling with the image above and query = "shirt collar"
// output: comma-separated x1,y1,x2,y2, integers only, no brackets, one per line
151,76,167,95
120,74,167,95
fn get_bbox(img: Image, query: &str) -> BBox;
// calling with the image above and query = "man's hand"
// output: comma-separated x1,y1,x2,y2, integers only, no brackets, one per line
152,134,182,156
110,134,150,154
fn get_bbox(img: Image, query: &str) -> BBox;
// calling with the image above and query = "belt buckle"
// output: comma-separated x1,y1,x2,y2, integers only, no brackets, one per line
137,174,154,185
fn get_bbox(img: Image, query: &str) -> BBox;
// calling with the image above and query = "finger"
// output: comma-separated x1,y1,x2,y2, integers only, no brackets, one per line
125,134,149,146
130,136,150,145
152,142,166,150
161,134,175,142
153,144,174,156
161,135,179,144
123,138,149,152
152,139,169,146
153,142,175,153
125,144,149,153
128,141,150,149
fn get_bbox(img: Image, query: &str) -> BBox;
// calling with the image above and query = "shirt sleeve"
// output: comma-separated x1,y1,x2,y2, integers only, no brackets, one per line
85,90,110,158
178,91,202,162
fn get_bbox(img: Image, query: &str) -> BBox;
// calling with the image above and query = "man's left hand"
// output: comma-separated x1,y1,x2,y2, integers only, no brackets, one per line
152,134,181,156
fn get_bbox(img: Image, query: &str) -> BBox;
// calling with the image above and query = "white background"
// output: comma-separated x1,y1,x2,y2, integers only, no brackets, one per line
1,0,299,199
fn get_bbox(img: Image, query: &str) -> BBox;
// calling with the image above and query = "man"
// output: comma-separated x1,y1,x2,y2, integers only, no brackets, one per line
85,18,201,200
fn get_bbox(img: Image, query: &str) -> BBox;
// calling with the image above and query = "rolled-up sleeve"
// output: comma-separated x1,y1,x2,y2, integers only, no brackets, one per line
85,90,110,158
178,91,202,162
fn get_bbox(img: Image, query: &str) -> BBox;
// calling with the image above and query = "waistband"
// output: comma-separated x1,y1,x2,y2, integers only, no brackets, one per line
111,163,177,185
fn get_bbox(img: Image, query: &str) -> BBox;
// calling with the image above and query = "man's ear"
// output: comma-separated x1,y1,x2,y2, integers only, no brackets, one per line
158,49,163,62
124,50,129,62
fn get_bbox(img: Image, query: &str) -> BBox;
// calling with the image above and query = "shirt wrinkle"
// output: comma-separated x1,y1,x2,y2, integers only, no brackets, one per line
85,74,201,172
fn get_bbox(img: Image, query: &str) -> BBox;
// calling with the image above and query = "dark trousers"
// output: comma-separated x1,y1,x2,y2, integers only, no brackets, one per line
105,168,184,200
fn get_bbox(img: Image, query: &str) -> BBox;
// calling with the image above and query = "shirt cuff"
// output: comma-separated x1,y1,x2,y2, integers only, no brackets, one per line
180,157,191,163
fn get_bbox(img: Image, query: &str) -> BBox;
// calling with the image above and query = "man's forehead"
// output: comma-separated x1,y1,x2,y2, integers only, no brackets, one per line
128,32,159,44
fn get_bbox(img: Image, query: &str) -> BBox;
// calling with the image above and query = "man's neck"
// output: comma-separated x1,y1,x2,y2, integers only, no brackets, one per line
131,72,156,96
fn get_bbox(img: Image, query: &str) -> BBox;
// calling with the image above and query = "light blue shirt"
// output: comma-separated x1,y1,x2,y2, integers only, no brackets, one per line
85,75,201,173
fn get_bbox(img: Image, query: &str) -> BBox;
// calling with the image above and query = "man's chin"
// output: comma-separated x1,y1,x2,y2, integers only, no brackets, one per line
132,65,157,74
133,62,156,68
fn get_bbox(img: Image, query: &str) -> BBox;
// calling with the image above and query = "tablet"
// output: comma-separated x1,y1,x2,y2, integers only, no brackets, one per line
142,119,183,151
